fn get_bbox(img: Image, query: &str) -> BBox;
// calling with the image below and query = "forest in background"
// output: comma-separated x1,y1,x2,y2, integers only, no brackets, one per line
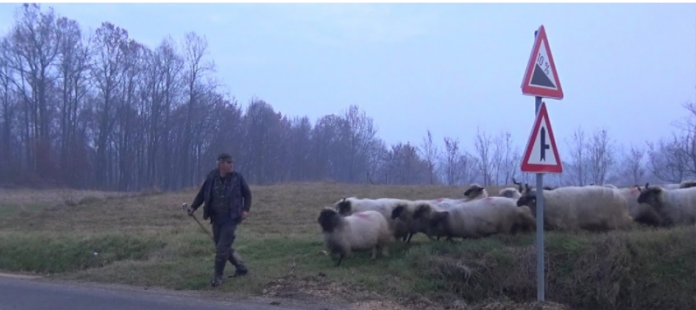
1,3,696,192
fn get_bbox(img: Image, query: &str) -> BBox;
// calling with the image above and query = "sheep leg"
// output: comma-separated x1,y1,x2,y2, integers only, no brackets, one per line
406,233,414,243
335,254,344,267
370,247,378,260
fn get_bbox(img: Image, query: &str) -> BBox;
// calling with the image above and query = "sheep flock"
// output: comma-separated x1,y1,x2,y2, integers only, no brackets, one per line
316,178,696,266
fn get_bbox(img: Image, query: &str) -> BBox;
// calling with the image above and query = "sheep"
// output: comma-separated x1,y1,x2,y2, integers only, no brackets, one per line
679,180,696,189
333,197,410,241
411,200,466,241
637,183,696,226
515,185,634,232
498,187,522,199
425,197,537,240
615,185,664,227
391,197,468,242
390,200,428,243
463,184,488,201
317,208,393,266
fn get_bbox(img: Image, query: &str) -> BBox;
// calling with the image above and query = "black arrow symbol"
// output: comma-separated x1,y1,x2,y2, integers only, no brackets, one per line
540,127,550,161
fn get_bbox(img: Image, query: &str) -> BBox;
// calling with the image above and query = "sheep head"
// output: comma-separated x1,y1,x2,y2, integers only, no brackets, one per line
499,188,520,199
391,204,407,220
413,203,432,220
428,211,450,236
335,198,352,216
318,208,341,233
464,184,485,198
637,182,663,206
516,189,538,207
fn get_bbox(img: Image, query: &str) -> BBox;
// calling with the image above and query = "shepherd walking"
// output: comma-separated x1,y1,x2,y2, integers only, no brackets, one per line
187,153,252,287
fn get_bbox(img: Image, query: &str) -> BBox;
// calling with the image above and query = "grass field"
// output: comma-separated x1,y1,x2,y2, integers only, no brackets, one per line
0,182,694,310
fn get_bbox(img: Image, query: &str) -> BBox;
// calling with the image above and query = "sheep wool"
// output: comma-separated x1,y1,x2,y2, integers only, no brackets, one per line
333,197,410,241
427,197,537,239
317,208,393,266
516,186,633,232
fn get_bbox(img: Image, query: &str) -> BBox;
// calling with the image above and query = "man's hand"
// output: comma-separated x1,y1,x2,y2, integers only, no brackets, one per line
242,211,249,220
187,207,195,216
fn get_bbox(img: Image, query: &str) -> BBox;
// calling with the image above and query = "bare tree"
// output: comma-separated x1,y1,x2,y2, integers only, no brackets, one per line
647,135,689,183
498,131,520,185
419,129,439,184
442,136,463,185
566,126,588,186
619,144,646,186
473,127,494,186
586,128,617,185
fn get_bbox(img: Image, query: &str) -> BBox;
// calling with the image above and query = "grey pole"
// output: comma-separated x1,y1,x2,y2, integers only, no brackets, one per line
535,96,545,302
533,28,545,302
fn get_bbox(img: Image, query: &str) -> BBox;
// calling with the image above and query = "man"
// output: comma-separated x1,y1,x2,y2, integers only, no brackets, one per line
187,153,252,287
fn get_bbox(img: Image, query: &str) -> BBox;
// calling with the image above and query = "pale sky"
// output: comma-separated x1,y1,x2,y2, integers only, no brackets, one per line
1,3,695,160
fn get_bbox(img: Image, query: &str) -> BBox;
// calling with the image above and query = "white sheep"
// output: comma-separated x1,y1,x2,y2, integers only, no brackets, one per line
425,197,537,240
463,184,488,201
317,208,393,266
516,185,633,232
637,183,696,226
498,187,522,199
333,197,410,241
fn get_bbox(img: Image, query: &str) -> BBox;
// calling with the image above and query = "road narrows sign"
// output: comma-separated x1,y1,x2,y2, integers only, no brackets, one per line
521,25,564,100
521,101,563,173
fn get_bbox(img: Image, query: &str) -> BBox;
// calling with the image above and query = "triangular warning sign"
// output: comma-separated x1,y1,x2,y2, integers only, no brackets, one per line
521,101,563,173
521,25,564,100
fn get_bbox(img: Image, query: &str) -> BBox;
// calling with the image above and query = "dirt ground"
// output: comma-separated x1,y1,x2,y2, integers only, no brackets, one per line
260,273,573,310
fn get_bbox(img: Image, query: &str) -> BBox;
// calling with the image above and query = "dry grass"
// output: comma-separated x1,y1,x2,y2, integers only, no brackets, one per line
0,182,694,310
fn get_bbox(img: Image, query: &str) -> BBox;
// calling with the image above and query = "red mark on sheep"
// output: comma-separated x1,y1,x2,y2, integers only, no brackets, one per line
436,198,444,202
355,212,370,219
485,197,493,201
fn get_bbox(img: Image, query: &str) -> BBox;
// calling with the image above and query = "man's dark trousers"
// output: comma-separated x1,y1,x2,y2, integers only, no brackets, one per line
213,219,247,277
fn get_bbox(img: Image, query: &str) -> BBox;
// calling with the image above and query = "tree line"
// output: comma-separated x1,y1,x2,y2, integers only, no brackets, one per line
1,3,695,192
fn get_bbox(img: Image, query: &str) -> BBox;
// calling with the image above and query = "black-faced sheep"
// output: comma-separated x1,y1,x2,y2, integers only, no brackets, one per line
516,185,633,232
411,201,466,241
333,197,410,241
317,208,393,266
637,183,696,226
390,200,431,243
679,180,696,189
425,197,537,240
616,185,664,227
463,184,488,201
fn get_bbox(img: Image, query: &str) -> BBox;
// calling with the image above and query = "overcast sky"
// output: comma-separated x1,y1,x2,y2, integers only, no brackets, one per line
1,3,695,160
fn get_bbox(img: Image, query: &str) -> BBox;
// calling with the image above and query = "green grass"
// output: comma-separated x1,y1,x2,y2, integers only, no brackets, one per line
0,182,695,310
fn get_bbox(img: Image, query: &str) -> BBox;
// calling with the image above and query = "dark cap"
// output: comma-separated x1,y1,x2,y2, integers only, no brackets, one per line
217,153,233,162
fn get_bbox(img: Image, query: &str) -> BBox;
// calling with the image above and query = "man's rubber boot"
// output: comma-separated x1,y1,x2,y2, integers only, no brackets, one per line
228,251,248,277
211,256,226,287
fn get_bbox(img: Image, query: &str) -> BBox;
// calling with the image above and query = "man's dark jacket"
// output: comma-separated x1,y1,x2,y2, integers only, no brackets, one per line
190,169,252,223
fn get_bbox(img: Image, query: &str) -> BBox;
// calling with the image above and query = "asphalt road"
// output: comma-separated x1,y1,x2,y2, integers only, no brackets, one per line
0,274,329,310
